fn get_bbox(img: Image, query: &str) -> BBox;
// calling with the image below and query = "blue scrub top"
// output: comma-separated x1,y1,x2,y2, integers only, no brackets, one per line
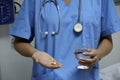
10,0,120,80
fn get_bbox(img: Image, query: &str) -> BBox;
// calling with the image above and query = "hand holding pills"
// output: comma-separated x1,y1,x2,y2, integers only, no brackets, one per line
32,51,62,69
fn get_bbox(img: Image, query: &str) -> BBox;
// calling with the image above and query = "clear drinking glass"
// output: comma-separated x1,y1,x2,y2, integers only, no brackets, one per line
74,48,91,69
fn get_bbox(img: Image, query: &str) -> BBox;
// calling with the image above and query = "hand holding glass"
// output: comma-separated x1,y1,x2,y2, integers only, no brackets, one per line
74,48,91,69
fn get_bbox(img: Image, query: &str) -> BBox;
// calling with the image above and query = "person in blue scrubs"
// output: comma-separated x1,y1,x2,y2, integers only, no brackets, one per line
9,0,120,80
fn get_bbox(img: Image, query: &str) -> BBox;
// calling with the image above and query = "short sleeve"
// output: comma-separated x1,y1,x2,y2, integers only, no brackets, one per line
9,0,35,40
101,0,120,37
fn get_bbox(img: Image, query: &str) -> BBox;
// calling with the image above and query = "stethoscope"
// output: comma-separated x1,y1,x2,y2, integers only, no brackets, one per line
73,0,83,33
39,0,83,36
39,0,60,35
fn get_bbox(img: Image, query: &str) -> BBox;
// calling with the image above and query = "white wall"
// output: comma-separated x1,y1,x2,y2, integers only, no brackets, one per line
0,0,33,80
0,25,33,80
0,1,120,80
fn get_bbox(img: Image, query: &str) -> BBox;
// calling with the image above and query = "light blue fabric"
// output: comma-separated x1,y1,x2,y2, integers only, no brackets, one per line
9,0,120,80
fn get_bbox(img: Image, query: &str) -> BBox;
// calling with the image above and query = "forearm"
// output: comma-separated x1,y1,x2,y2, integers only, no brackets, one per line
13,37,62,69
97,35,113,60
14,37,38,57
79,35,113,68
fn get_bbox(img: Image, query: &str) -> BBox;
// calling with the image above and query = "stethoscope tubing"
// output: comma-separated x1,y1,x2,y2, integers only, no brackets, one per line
77,0,82,23
39,0,60,35
39,0,82,35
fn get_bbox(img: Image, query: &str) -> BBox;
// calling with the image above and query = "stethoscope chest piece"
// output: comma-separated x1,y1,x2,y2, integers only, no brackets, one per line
74,23,83,33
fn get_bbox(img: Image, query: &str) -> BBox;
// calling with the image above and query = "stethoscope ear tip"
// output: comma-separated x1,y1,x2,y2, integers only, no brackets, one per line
39,1,60,36
44,32,56,35
51,32,56,35
44,32,48,35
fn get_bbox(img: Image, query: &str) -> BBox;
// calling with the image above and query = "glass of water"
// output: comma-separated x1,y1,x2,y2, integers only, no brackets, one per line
74,48,91,69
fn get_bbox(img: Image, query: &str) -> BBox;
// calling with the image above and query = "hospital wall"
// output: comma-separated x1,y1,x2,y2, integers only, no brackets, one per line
0,1,120,80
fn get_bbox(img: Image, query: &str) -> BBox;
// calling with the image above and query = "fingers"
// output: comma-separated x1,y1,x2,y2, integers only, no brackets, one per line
32,51,62,69
79,57,97,63
78,49,99,69
36,58,62,69
82,49,96,57
36,59,62,69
